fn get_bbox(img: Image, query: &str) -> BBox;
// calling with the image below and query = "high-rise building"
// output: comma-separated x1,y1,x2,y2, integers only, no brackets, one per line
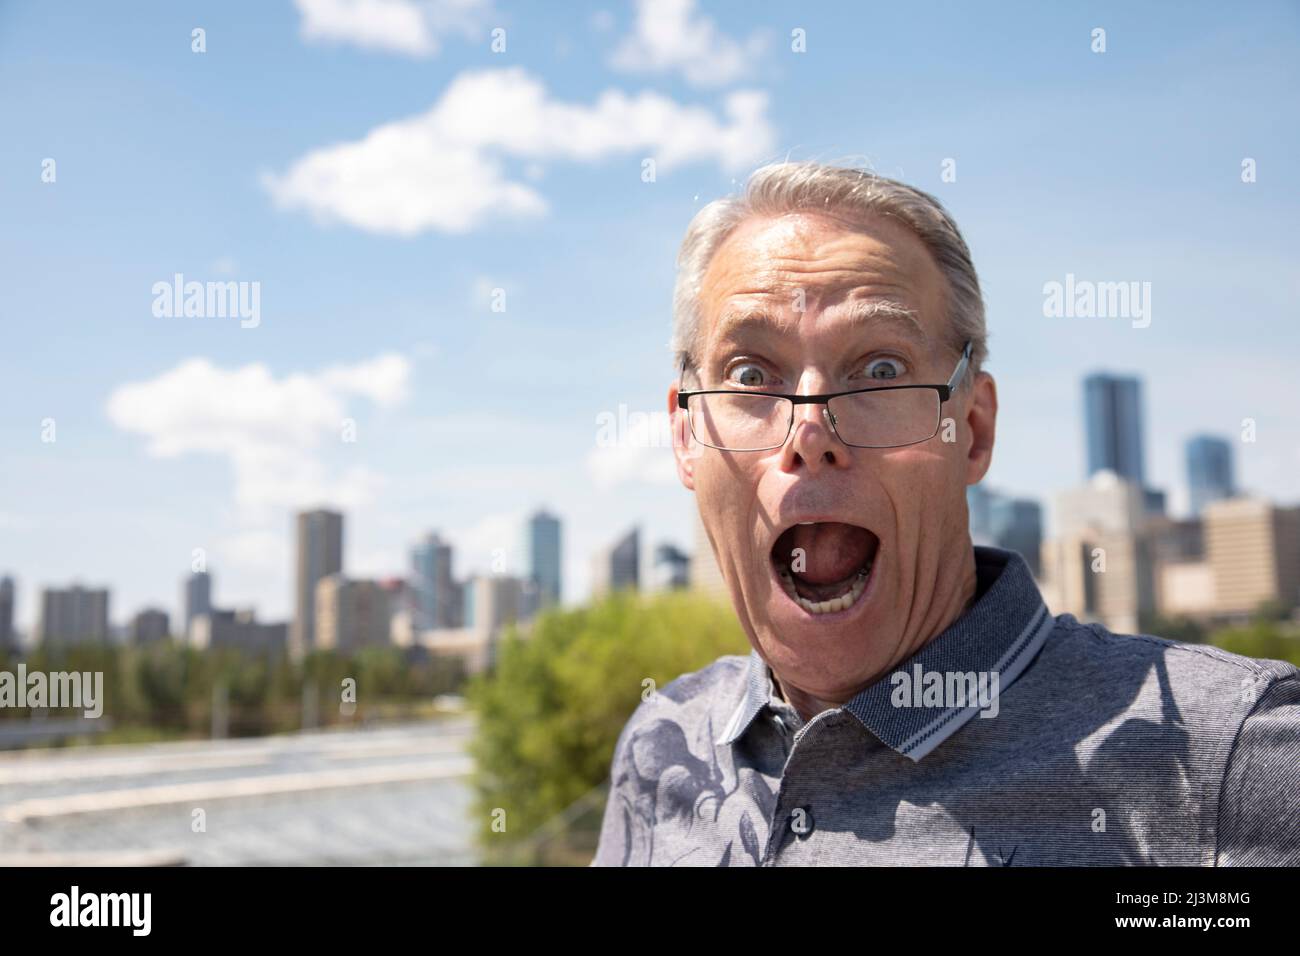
1084,373,1145,484
315,575,392,652
989,497,1044,578
130,607,170,644
182,570,212,641
967,484,994,544
690,506,728,601
1186,435,1235,516
191,609,287,657
411,532,461,629
967,484,1043,577
0,575,15,652
591,526,640,598
468,575,526,634
651,543,691,591
292,509,343,658
1204,498,1300,616
35,584,110,646
1040,471,1156,634
524,509,562,608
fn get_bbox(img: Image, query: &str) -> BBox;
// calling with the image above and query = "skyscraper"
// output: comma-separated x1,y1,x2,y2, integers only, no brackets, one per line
411,532,461,629
591,526,640,597
1083,373,1145,484
0,576,14,652
315,575,392,652
292,509,343,658
1186,435,1235,516
36,584,110,646
130,608,170,644
989,497,1044,578
524,509,562,608
182,570,212,641
968,484,1043,577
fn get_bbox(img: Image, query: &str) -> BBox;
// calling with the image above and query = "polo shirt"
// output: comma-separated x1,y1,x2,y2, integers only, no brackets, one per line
590,546,1300,865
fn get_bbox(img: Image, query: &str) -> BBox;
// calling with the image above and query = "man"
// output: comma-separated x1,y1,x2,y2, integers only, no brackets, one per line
591,160,1300,866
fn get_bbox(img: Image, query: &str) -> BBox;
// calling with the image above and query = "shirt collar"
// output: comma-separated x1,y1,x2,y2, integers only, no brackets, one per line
714,546,1054,762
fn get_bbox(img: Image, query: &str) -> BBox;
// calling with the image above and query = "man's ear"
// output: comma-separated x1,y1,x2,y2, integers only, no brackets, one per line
669,383,696,491
964,371,997,485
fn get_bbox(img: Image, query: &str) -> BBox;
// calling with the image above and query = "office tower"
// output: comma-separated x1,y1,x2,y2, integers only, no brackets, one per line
182,570,212,641
130,608,170,644
967,484,994,546
591,527,640,598
1083,373,1145,484
35,584,111,646
968,484,1044,577
1186,435,1235,516
469,574,525,634
1041,471,1156,634
690,506,728,601
1204,498,1300,616
525,509,562,608
315,575,392,652
292,509,344,658
411,532,461,629
0,575,14,651
1055,470,1147,538
191,609,288,657
651,543,691,591
989,497,1044,578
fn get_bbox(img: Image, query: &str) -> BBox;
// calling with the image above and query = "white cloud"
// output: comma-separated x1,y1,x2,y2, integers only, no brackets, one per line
610,0,768,87
105,353,411,515
293,0,493,57
262,67,774,236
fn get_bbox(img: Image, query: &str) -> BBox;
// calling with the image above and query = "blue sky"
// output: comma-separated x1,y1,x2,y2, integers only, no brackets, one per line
2,0,1298,632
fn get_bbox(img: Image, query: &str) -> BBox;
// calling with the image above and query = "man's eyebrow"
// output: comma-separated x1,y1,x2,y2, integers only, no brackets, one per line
713,299,930,345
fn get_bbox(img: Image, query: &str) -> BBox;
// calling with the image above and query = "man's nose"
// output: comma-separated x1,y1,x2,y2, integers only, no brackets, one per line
783,399,846,470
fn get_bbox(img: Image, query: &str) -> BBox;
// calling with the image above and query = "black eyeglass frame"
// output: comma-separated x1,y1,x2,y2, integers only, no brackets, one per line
676,340,973,451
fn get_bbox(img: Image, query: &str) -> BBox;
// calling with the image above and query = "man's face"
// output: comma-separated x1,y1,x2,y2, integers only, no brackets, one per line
669,211,997,702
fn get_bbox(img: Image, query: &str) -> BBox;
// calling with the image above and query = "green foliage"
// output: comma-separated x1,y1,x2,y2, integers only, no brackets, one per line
1209,620,1300,667
466,589,746,862
1139,613,1209,645
0,639,465,741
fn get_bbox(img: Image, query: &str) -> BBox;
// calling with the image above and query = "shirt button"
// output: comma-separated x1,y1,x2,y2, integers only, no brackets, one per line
789,806,814,838
772,714,788,735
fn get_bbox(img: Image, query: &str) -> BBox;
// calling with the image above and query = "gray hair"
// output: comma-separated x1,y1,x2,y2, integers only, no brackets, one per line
670,161,987,385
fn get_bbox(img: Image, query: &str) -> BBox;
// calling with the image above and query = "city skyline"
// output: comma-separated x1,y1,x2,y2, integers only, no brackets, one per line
0,359,1288,640
3,2,1299,632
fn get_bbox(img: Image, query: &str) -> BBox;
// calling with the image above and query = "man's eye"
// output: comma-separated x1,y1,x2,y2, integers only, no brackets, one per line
727,363,767,387
863,358,905,381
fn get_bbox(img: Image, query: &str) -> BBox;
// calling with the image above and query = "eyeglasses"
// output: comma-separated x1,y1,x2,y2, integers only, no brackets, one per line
677,341,972,452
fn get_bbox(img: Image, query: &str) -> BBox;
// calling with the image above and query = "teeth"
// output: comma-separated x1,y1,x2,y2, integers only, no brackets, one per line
777,564,871,615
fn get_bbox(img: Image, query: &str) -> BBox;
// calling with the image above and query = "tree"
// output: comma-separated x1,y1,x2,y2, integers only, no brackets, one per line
466,589,746,863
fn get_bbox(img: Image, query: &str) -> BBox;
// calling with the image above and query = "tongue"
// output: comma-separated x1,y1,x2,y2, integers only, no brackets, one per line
781,522,875,584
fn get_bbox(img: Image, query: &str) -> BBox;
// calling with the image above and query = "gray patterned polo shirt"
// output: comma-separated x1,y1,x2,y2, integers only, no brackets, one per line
591,546,1300,866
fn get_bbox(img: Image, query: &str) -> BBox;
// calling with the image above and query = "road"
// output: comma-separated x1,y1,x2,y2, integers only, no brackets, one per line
0,717,480,866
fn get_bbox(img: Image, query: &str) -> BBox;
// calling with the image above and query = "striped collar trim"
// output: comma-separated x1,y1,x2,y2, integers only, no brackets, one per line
715,546,1053,761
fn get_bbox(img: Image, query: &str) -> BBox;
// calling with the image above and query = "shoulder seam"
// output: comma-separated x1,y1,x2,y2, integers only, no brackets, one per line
1211,671,1299,865
1063,617,1293,680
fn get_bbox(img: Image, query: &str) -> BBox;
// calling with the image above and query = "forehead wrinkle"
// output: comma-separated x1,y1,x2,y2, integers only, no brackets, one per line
710,298,929,352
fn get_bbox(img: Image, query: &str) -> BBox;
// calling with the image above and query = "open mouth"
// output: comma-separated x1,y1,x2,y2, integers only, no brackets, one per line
770,521,880,616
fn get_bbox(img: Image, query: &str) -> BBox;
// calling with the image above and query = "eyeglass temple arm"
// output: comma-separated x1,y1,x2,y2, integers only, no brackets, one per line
946,341,973,392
